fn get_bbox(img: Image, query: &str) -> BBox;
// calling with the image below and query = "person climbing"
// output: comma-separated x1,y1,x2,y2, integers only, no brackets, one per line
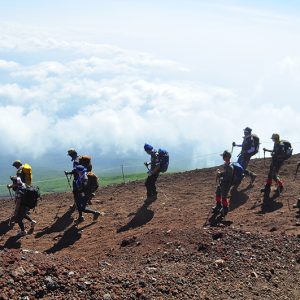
7,176,37,237
262,133,292,199
72,165,100,224
144,144,169,202
212,150,234,217
232,127,258,185
64,148,93,207
12,160,32,186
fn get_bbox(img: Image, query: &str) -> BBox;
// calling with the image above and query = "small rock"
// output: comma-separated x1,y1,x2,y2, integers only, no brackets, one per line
214,259,225,266
212,232,223,240
251,271,258,278
103,293,112,300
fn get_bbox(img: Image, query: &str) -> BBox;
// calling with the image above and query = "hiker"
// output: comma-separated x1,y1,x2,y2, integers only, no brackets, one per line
144,144,169,201
64,148,93,206
262,133,291,198
12,160,32,186
212,150,234,217
7,176,36,237
144,144,160,201
66,148,92,171
72,165,100,224
232,127,258,184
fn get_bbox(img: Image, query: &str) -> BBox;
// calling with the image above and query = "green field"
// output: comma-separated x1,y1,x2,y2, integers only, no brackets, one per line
0,172,147,197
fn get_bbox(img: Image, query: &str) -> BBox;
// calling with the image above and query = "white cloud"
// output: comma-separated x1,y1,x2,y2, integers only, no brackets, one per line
1,19,300,170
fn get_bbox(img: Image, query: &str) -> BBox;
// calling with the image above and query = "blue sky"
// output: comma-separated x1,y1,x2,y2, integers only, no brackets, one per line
1,0,300,169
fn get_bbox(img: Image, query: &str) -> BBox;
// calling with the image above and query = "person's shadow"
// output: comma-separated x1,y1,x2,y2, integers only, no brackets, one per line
0,219,13,237
0,235,22,250
35,206,75,238
45,222,95,254
117,198,155,233
207,213,233,227
258,198,283,214
229,187,249,211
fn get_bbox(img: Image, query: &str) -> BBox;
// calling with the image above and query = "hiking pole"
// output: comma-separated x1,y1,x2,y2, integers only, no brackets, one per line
54,171,72,220
293,162,300,181
7,185,13,201
64,171,72,190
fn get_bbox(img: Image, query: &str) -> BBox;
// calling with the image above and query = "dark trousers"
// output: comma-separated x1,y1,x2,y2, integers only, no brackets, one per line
16,205,33,231
145,173,159,197
75,193,96,217
267,159,284,183
216,181,231,199
238,154,254,177
263,158,284,199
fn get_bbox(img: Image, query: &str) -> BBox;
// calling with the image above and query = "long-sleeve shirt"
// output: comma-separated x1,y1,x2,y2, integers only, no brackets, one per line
237,135,256,155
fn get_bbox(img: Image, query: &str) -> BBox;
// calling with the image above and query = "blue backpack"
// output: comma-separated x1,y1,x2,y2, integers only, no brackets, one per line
158,149,169,173
231,162,244,185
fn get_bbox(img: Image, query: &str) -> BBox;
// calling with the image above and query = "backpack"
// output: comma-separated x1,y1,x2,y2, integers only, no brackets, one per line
79,155,92,172
158,149,169,173
231,162,244,185
251,134,260,156
281,140,293,160
87,172,99,193
21,186,40,209
17,163,32,186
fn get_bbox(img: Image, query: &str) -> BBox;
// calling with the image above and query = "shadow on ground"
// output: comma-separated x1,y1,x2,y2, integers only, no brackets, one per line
117,198,155,233
45,222,95,254
35,206,75,238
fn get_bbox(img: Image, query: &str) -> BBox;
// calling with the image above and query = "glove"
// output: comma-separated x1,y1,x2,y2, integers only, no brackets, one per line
263,148,266,151
144,162,149,167
232,142,236,147
64,171,69,175
147,170,152,176
7,184,11,189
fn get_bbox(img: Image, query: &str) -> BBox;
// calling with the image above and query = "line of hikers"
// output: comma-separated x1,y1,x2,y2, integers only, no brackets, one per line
5,128,300,236
213,127,297,217
6,144,170,237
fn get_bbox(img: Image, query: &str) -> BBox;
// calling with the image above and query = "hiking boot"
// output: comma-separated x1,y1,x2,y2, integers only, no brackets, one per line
74,216,84,224
16,230,27,237
93,211,100,221
212,203,222,213
250,173,256,185
30,220,37,229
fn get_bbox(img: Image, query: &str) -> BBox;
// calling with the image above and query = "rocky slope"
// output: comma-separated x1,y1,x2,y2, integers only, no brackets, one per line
0,154,299,299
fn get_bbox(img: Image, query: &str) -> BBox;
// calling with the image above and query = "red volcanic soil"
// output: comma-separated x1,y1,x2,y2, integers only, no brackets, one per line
0,155,299,299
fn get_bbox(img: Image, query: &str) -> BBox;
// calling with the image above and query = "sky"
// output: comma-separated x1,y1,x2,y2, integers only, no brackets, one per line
1,0,300,172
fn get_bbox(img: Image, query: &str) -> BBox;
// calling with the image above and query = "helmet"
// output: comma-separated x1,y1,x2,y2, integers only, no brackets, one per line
75,165,86,172
220,150,231,159
67,148,77,156
271,133,280,141
12,160,22,167
243,127,252,135
144,143,153,152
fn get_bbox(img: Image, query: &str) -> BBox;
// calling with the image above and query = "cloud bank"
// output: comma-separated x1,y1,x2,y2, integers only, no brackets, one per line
1,22,300,171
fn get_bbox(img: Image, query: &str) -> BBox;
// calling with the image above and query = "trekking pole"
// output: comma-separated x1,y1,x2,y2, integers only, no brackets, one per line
64,171,72,190
293,162,300,181
7,185,13,201
55,172,72,220
263,149,266,166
